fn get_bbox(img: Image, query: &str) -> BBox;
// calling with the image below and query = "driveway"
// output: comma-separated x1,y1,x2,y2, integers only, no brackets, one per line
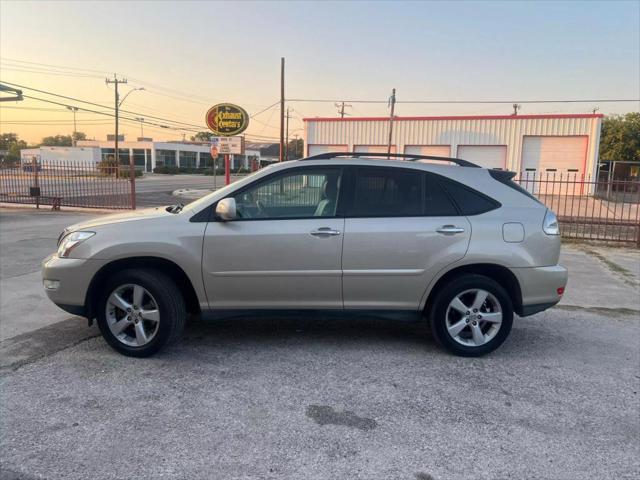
0,208,638,480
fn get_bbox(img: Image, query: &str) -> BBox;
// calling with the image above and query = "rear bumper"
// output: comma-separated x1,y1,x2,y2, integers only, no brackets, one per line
510,265,568,317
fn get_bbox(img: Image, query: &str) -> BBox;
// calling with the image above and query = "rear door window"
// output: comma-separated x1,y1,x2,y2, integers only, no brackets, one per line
349,167,423,217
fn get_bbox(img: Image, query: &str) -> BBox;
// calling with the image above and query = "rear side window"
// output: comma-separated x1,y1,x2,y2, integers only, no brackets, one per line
439,177,500,215
425,174,458,216
350,167,422,216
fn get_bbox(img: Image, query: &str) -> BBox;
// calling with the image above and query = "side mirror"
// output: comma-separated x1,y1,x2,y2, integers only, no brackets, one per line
215,197,237,221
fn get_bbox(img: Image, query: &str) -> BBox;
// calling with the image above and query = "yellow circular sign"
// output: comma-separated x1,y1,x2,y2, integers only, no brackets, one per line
205,103,249,136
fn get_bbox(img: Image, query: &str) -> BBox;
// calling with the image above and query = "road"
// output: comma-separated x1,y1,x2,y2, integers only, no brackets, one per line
0,172,247,209
0,208,638,480
135,174,246,207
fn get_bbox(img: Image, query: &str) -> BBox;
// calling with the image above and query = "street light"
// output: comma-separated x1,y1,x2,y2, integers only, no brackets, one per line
135,117,145,138
66,106,79,146
119,86,145,107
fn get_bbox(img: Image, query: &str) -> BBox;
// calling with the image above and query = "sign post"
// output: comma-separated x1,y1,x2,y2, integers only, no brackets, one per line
210,144,219,190
205,104,249,186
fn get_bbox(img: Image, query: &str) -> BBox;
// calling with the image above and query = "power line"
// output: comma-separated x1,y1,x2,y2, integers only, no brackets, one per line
0,105,68,112
3,81,210,131
250,100,280,118
286,98,640,104
20,94,194,133
0,57,111,75
2,81,284,133
1,66,104,79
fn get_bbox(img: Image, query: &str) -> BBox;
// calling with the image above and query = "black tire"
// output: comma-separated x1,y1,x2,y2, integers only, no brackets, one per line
428,274,513,357
96,268,186,357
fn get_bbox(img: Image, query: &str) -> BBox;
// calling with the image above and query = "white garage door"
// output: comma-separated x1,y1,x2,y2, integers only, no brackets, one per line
457,145,507,170
521,136,587,174
307,144,348,157
521,136,588,195
354,145,397,154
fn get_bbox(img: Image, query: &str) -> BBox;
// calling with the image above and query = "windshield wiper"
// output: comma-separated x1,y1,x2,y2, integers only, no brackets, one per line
165,203,184,214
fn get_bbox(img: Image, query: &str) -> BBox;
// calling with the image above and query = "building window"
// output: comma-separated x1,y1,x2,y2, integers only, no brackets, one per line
200,152,220,169
156,149,176,167
116,149,130,166
179,151,197,168
132,149,146,170
101,148,115,162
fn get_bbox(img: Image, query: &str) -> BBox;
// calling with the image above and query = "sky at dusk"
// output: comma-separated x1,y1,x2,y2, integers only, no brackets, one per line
1,0,639,145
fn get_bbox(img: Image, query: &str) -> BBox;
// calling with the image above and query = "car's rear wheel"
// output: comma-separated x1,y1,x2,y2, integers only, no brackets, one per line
428,274,513,357
96,269,186,357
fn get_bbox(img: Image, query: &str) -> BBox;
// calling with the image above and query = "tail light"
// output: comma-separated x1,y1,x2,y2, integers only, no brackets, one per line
543,209,560,235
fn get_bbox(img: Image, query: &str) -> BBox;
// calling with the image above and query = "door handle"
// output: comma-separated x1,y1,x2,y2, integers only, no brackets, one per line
436,225,465,235
310,227,341,237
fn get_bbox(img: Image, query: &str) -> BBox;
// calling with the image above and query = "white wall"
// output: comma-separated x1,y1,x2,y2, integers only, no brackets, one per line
305,115,603,174
20,146,101,165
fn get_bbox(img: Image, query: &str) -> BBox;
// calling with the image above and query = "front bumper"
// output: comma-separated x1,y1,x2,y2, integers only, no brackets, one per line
41,254,106,317
510,264,568,317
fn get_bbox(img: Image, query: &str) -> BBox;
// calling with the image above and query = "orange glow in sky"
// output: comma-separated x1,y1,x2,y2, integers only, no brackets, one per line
1,0,638,145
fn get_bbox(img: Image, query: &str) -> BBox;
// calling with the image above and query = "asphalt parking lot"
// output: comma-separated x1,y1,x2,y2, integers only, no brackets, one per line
1,208,639,480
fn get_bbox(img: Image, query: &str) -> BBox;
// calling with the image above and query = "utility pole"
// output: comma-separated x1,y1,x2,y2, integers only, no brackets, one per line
512,103,521,115
285,107,291,161
106,75,133,207
387,88,396,158
279,57,285,162
335,101,352,118
66,106,78,146
293,133,299,159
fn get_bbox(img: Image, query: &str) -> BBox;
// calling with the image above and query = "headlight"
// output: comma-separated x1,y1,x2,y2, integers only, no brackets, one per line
542,210,560,236
57,231,95,258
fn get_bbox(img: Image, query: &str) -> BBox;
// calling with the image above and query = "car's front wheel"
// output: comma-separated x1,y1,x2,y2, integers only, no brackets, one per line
96,269,186,357
428,274,513,357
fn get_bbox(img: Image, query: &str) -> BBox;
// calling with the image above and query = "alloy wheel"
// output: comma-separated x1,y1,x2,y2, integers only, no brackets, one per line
445,288,503,347
105,283,160,347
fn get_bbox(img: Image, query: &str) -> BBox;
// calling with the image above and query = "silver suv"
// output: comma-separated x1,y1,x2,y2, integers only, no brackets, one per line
42,153,567,357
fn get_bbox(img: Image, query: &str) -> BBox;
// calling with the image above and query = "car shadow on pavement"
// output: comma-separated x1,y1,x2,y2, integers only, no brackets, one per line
182,315,432,348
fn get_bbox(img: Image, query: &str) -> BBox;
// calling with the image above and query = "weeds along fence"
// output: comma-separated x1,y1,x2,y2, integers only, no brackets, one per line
515,171,640,246
0,159,134,209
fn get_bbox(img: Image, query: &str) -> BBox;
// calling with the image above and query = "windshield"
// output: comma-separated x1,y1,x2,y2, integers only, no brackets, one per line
183,167,272,212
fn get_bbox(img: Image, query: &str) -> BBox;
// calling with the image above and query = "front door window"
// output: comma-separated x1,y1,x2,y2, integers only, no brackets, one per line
234,168,343,219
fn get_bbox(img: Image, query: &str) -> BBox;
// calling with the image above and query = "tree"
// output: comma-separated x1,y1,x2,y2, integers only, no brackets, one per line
287,138,304,159
73,131,87,142
599,113,640,164
0,133,27,165
191,131,212,142
41,134,73,147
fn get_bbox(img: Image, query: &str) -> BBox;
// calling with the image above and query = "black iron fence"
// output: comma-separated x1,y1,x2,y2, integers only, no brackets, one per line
515,171,640,246
1,161,638,245
0,159,134,209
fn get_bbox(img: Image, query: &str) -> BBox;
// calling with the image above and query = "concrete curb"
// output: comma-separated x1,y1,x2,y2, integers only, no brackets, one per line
172,188,213,200
0,317,100,373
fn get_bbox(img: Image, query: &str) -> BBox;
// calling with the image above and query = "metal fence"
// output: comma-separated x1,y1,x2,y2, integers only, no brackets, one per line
1,160,638,246
515,171,640,246
0,159,134,209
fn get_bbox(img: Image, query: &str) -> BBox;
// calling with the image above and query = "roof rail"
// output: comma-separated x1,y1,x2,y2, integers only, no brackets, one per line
301,151,480,168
